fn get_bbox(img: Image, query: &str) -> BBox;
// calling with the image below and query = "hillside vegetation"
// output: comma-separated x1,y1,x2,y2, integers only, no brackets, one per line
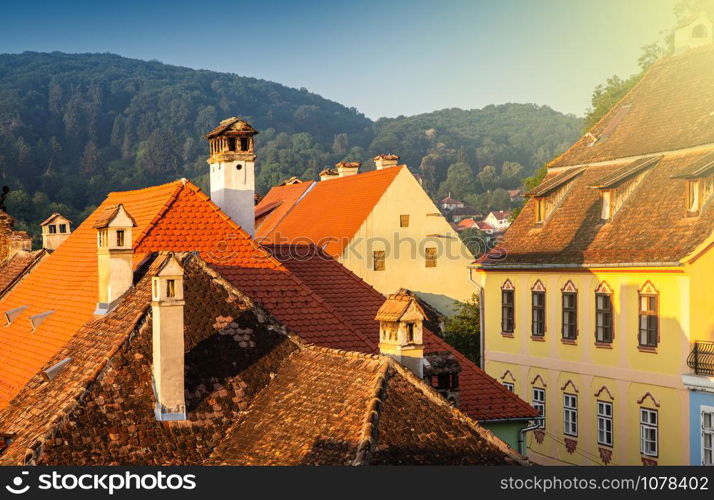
0,52,581,239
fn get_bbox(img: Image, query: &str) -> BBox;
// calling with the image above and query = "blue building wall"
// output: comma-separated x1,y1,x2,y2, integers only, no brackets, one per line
689,391,714,465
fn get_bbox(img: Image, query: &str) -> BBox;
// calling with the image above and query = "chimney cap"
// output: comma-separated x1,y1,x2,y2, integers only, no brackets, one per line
375,288,427,322
93,204,137,229
335,161,361,169
319,168,338,177
205,117,258,139
373,154,400,161
156,252,184,277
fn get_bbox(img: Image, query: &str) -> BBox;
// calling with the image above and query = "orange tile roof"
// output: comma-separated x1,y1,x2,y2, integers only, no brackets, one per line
0,181,181,407
254,181,314,241
550,45,714,168
256,167,403,256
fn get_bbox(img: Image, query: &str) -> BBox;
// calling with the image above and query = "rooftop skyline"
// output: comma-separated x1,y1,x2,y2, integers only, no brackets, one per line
0,0,676,119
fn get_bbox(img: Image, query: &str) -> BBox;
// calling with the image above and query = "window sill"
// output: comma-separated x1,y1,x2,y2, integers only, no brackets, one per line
561,338,577,345
637,346,658,354
530,335,546,342
594,342,613,349
501,331,514,338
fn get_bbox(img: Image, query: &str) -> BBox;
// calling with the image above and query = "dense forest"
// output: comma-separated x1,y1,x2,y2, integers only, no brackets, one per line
0,52,581,240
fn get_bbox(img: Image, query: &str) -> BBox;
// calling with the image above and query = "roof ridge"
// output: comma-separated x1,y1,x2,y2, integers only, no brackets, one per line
106,179,184,196
352,359,390,466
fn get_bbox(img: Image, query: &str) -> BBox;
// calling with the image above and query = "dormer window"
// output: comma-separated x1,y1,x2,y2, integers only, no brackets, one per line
407,322,415,342
687,180,701,215
59,224,67,233
601,191,612,221
98,229,108,247
116,229,125,247
48,224,57,234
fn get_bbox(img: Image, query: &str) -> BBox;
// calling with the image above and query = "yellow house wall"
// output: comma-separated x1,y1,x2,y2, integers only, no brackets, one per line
478,267,693,465
340,168,475,314
689,244,714,343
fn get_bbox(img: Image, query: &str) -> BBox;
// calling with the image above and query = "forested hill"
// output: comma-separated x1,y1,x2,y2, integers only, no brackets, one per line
0,52,582,240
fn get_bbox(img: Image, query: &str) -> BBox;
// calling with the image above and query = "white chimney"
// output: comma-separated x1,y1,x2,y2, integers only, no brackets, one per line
374,154,400,170
335,161,360,177
151,253,186,421
40,213,72,251
94,204,135,315
319,168,339,181
375,289,426,378
206,117,259,237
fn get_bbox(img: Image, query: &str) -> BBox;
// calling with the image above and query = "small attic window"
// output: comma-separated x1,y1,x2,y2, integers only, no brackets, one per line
601,191,612,221
42,357,72,382
407,323,415,342
228,137,237,151
693,24,708,38
687,180,701,215
116,229,125,247
4,306,27,326
29,311,54,332
59,224,67,233
534,198,546,225
48,224,57,234
240,137,249,151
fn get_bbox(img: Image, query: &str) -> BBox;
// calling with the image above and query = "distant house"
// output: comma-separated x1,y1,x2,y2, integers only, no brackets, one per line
439,194,465,211
474,221,496,235
450,205,482,222
508,189,523,203
484,210,512,232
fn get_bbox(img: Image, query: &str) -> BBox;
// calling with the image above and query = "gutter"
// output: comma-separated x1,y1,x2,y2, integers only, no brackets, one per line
471,261,683,270
518,418,545,456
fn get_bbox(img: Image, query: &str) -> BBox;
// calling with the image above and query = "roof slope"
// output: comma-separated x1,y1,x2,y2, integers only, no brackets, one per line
485,150,714,266
254,181,314,240
256,167,403,256
0,253,523,466
266,245,538,421
0,250,45,299
0,181,181,408
551,45,714,168
208,349,523,466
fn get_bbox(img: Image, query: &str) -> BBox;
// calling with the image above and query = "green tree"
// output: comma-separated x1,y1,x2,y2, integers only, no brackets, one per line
458,227,488,258
437,162,476,200
443,294,481,365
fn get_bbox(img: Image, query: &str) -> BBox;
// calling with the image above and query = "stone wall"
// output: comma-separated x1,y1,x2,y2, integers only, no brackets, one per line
0,211,15,263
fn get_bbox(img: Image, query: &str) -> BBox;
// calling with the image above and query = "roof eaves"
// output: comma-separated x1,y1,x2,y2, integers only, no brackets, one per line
589,155,662,189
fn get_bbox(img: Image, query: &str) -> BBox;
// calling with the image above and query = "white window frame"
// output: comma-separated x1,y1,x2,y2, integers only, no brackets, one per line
563,393,578,436
532,387,546,428
640,408,658,457
597,400,613,447
503,382,514,392
701,405,714,466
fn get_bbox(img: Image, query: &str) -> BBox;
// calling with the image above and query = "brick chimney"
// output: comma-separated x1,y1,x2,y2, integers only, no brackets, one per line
375,289,426,378
151,253,186,421
40,213,72,251
374,154,400,170
335,161,360,177
7,232,32,260
93,204,136,315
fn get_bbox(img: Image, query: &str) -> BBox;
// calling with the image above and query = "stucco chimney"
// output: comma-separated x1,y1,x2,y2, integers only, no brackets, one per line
374,154,400,170
205,117,259,237
335,161,360,177
151,253,187,421
40,213,72,251
93,204,136,315
375,289,426,378
319,168,339,181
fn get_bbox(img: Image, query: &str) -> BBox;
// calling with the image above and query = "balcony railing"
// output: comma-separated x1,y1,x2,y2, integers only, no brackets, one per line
687,341,714,376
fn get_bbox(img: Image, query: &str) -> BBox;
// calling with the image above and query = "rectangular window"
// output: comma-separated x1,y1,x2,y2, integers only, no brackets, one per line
400,214,410,228
563,394,578,436
596,293,613,343
166,279,176,298
228,137,237,151
116,229,125,247
502,290,515,333
601,190,612,221
639,294,658,347
535,198,545,224
59,224,67,233
373,250,385,271
640,408,658,457
425,247,437,268
240,137,249,151
48,224,57,234
562,292,577,339
702,408,714,465
532,291,546,336
532,388,546,428
597,401,613,447
688,180,701,213
503,382,514,392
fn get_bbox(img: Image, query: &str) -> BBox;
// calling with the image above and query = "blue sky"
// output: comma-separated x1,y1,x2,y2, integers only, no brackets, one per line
0,0,676,119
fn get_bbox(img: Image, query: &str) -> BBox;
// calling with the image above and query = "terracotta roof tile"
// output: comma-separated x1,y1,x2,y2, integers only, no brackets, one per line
257,167,402,256
0,250,45,299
